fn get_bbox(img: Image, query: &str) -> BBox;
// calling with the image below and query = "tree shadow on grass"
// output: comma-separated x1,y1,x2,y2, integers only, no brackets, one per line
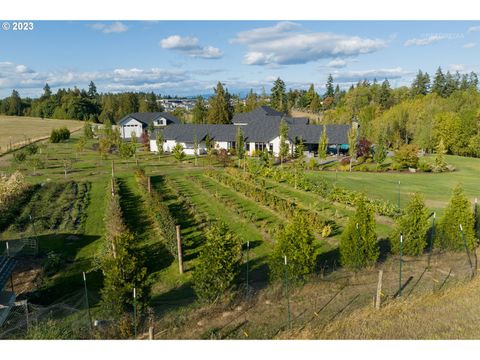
150,282,196,318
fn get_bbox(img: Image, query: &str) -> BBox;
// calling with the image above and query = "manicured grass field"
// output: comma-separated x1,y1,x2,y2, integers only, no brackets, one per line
306,155,480,216
0,115,84,154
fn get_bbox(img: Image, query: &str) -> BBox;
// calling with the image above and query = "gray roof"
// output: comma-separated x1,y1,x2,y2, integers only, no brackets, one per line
289,124,350,144
118,112,180,125
160,124,237,143
159,122,349,145
232,106,308,126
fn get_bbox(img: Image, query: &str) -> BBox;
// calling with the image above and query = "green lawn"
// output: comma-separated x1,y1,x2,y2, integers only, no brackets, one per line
306,155,480,216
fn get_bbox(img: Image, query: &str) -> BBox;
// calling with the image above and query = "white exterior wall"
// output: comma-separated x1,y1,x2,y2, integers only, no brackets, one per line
156,139,207,155
248,137,293,156
120,118,144,139
214,141,230,151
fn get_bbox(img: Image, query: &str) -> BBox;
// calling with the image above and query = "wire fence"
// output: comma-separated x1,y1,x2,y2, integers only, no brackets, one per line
0,238,477,339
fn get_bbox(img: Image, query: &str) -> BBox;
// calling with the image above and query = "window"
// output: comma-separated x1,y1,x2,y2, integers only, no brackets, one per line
255,143,267,151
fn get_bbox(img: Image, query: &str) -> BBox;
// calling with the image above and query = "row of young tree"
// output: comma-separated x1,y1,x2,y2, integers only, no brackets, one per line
191,181,478,303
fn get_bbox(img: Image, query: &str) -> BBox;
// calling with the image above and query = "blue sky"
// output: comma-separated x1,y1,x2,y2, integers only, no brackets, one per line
1,20,480,98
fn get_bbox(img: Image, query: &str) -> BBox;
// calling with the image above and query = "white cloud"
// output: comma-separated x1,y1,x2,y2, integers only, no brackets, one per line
0,60,232,97
160,35,199,50
90,21,128,34
230,21,387,66
326,59,347,68
449,64,465,72
463,42,476,48
331,67,410,83
468,26,480,33
404,35,447,46
160,35,223,59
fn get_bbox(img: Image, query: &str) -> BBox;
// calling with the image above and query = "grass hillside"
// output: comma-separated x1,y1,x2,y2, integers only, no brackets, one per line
0,116,84,153
290,275,480,339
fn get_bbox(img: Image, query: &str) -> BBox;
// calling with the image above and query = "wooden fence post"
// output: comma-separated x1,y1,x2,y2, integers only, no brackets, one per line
375,270,383,310
149,326,154,340
176,225,183,274
111,160,115,177
148,176,151,194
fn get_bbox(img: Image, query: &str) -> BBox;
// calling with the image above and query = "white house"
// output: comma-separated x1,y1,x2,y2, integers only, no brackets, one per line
149,106,351,157
118,112,180,139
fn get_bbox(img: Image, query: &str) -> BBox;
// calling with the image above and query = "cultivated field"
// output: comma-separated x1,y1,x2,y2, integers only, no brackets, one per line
1,130,480,339
0,116,84,154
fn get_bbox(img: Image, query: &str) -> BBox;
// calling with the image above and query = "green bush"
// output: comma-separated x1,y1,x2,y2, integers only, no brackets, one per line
172,143,185,162
393,144,419,169
43,251,63,275
270,212,317,282
12,150,27,163
437,184,476,251
340,195,379,269
50,127,71,143
390,193,430,255
193,222,242,302
24,143,39,155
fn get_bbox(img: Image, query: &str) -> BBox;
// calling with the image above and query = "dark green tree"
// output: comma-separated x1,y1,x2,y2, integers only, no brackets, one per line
235,126,245,161
207,82,232,124
411,70,430,96
390,193,430,255
432,67,446,97
192,96,207,124
340,195,379,268
193,222,242,302
325,74,335,98
271,77,288,114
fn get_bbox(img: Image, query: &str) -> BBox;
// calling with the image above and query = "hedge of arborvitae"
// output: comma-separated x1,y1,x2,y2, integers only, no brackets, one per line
134,169,177,258
205,169,329,230
100,178,149,322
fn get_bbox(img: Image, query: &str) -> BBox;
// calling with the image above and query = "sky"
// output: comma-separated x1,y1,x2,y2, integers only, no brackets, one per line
1,20,480,98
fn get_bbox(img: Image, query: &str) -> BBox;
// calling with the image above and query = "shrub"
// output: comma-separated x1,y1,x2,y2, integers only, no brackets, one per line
24,143,38,155
340,195,379,269
390,193,430,256
356,138,373,159
12,151,27,163
193,222,242,302
393,144,419,169
321,224,332,238
418,161,432,172
50,127,71,143
172,143,185,162
270,212,317,282
43,251,63,275
437,184,476,251
308,157,317,170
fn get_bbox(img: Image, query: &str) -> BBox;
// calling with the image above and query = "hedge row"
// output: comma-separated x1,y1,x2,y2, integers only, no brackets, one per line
134,169,177,258
247,166,400,217
205,169,330,231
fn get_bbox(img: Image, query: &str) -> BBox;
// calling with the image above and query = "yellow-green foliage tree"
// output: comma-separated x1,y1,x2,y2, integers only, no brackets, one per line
437,184,476,251
270,212,317,282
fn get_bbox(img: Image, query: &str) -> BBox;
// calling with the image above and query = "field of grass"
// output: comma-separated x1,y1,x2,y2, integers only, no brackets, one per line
0,115,84,154
2,129,480,339
306,155,480,216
